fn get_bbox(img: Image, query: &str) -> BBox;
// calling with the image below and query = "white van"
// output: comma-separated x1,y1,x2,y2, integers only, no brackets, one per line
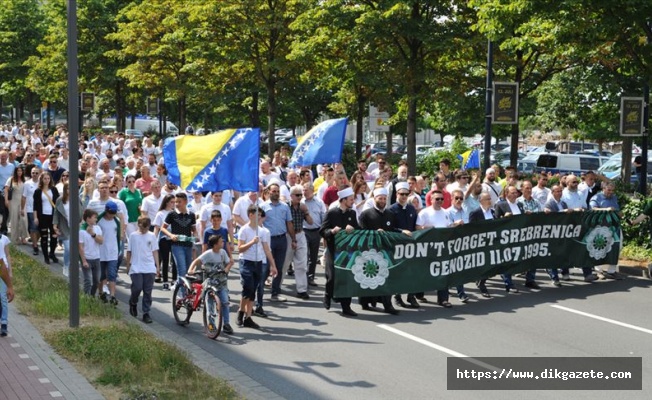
535,152,608,175
103,118,179,136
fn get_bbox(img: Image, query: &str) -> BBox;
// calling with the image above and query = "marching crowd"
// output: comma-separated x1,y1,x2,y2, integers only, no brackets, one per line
0,122,627,337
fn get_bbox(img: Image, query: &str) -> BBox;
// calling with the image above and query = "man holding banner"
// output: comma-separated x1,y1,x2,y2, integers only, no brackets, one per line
320,186,359,317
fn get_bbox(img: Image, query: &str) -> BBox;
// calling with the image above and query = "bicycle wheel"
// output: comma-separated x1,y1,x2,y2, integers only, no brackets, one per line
172,281,193,325
203,288,222,339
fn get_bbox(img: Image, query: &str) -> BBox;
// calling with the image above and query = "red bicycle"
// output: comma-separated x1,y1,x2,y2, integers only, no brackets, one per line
172,269,225,339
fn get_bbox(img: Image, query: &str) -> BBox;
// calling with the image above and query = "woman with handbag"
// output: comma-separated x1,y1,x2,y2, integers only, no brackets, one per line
33,172,60,264
4,165,28,245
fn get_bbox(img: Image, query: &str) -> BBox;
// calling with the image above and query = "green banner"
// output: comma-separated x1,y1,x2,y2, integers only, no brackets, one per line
333,211,621,298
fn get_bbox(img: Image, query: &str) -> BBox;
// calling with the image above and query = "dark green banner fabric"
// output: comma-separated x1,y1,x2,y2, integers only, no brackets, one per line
333,211,620,298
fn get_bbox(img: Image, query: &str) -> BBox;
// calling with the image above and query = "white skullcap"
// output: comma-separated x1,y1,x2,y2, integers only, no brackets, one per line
395,182,410,192
373,187,389,197
485,168,495,175
266,178,283,188
337,187,354,199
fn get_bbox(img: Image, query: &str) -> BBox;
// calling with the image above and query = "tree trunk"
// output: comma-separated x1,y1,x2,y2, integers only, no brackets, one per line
356,92,365,159
178,95,186,134
267,81,277,157
250,91,260,128
510,50,524,167
622,137,632,183
406,96,418,175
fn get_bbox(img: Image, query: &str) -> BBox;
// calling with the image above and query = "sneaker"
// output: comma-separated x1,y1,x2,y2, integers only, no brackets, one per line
129,302,138,318
584,274,598,282
287,267,294,276
308,279,318,287
62,266,69,278
0,324,7,337
459,294,469,303
142,313,153,324
50,254,59,264
223,323,234,335
601,271,617,280
99,293,108,303
561,273,571,281
552,279,562,287
162,283,170,291
297,292,310,300
254,307,268,318
237,311,245,326
33,247,38,255
110,296,118,306
243,317,260,329
270,295,287,302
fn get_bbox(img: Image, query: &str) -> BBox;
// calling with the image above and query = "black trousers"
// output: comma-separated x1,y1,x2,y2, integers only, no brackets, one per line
324,249,352,310
0,192,7,233
38,214,57,257
158,238,173,282
305,229,321,280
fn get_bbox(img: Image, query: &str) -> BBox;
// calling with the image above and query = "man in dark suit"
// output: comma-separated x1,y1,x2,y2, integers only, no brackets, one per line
493,186,524,293
469,192,495,297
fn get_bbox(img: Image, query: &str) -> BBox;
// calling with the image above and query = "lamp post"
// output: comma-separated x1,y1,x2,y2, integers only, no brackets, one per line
67,0,80,328
639,20,651,196
483,40,494,171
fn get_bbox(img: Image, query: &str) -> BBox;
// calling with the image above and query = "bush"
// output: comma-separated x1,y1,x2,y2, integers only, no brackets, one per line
621,197,651,247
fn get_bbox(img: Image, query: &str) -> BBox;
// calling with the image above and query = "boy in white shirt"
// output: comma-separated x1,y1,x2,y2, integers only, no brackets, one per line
79,209,104,296
126,216,160,324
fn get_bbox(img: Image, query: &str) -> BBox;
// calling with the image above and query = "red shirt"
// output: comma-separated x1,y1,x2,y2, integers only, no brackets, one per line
322,185,339,207
425,188,451,209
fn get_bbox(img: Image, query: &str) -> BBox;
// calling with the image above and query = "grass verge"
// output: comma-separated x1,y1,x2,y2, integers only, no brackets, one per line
10,245,238,400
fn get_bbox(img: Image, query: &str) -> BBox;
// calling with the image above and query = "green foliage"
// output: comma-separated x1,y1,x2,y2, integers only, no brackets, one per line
417,149,462,177
621,198,651,248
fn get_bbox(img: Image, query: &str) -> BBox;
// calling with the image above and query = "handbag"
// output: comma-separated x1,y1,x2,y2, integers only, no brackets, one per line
7,179,13,201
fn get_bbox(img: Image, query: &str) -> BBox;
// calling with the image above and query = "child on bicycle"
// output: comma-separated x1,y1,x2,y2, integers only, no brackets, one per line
188,234,234,334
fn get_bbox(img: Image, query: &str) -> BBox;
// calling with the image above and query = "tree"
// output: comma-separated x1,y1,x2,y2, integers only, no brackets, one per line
0,0,44,122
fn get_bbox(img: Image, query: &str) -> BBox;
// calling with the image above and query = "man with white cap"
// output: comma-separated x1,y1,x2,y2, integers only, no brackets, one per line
481,168,502,206
320,185,359,317
388,182,420,309
358,187,410,315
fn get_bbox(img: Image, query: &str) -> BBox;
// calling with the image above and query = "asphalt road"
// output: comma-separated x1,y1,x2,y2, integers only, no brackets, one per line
112,264,652,400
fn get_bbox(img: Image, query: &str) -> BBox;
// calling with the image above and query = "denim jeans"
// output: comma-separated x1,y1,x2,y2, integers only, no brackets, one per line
269,235,288,296
83,258,101,296
100,259,119,282
209,287,230,324
171,245,193,283
61,239,70,275
129,273,155,314
0,279,8,324
256,263,269,308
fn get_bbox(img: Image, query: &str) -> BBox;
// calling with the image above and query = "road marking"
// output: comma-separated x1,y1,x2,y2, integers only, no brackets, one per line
377,324,499,371
551,305,652,335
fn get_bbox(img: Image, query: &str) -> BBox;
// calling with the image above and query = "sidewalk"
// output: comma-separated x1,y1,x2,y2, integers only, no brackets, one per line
14,243,284,400
0,303,104,400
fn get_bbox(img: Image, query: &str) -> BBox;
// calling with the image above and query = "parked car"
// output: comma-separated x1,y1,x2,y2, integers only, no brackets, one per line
125,129,144,138
597,152,652,183
535,152,608,175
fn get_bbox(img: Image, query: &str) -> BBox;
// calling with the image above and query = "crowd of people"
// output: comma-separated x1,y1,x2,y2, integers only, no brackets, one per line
0,122,627,336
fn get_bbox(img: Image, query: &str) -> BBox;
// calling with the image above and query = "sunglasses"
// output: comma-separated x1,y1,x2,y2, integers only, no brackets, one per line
292,193,302,197
398,192,409,196
434,198,444,201
454,196,463,200
110,190,118,194
459,176,469,180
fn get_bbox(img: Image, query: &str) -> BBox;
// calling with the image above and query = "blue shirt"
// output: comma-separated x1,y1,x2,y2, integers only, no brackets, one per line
261,200,292,236
203,227,229,250
589,192,619,211
446,205,469,224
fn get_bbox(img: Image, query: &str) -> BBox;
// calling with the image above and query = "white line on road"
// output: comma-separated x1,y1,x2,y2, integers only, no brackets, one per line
551,305,652,335
377,324,499,371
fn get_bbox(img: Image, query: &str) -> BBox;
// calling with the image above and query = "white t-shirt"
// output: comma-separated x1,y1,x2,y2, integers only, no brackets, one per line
128,231,159,274
0,235,10,268
22,180,38,213
237,224,270,262
79,225,103,260
200,202,231,230
153,210,170,229
41,189,54,215
233,196,260,226
141,194,163,221
416,207,451,228
97,216,119,261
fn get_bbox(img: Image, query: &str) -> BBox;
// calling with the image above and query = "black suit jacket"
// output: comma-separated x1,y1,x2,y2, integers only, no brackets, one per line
494,200,525,219
469,207,495,223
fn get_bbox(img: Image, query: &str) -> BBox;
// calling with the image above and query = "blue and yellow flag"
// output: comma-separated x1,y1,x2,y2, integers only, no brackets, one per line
289,118,348,167
457,149,480,170
164,128,260,192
